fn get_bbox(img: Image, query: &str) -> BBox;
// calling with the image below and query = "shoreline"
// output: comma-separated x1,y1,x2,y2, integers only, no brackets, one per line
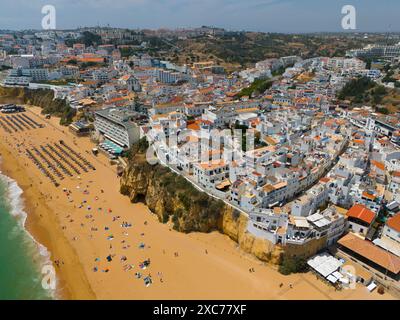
0,105,395,300
0,140,96,300
0,171,55,299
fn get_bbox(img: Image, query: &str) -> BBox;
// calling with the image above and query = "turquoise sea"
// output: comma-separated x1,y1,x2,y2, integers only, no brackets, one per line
0,173,53,300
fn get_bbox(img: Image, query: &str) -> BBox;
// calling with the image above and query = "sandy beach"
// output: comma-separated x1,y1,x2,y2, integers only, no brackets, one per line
0,105,395,300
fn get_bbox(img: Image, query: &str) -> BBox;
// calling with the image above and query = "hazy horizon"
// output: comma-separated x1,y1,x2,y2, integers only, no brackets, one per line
0,0,399,33
2,26,400,35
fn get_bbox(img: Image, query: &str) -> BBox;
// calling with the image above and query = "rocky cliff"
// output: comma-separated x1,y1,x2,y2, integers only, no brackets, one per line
221,208,283,264
0,86,75,125
120,152,225,233
120,147,282,264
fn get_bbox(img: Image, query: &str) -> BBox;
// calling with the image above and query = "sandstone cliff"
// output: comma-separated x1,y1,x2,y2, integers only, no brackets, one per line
0,86,75,125
120,152,225,233
120,147,282,264
221,208,283,264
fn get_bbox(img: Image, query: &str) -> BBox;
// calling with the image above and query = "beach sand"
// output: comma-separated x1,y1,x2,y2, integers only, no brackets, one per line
0,105,395,300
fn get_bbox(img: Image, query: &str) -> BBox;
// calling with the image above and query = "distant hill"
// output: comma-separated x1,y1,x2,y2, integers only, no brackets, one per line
337,76,400,114
139,32,382,72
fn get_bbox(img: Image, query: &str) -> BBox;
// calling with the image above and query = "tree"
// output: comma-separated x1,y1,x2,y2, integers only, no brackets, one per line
376,107,389,115
125,137,149,159
364,58,372,70
67,59,78,65
278,255,308,275
236,78,273,98
120,47,135,58
0,65,12,71
337,76,387,106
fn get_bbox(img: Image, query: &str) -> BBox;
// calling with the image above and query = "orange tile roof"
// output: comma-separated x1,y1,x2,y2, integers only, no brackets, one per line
378,139,389,145
107,96,128,103
226,91,239,97
78,98,96,106
264,136,278,145
186,135,199,143
362,191,376,201
263,184,275,193
387,214,400,232
346,204,375,225
252,171,262,177
338,233,400,274
273,181,287,190
199,87,214,94
324,119,335,127
82,80,97,85
79,57,104,63
198,160,226,170
199,119,212,125
187,123,200,131
276,226,287,235
371,160,385,171
119,75,131,81
236,107,259,114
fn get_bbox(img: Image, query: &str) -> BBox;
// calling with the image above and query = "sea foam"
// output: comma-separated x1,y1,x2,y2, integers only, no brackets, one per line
0,170,60,299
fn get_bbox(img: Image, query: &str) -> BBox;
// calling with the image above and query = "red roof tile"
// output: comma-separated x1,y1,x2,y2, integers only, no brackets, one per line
338,233,400,274
387,214,400,233
346,204,376,225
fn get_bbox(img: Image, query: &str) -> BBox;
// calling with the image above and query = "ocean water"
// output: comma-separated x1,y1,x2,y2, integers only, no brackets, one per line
0,173,53,300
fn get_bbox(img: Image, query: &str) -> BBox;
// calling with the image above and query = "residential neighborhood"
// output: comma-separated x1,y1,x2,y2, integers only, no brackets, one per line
1,26,400,299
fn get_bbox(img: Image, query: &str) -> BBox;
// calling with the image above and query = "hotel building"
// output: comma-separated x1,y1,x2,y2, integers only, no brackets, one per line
94,107,140,148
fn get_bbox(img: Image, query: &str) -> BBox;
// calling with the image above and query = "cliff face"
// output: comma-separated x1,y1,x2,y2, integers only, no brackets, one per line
221,208,283,264
0,87,75,125
120,153,225,233
120,151,281,264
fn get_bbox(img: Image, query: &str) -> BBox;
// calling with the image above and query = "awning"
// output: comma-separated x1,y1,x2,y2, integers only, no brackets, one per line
367,282,377,292
326,274,338,283
307,253,343,278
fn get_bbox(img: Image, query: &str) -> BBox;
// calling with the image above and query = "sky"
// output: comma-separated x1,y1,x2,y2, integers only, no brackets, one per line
0,0,399,33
